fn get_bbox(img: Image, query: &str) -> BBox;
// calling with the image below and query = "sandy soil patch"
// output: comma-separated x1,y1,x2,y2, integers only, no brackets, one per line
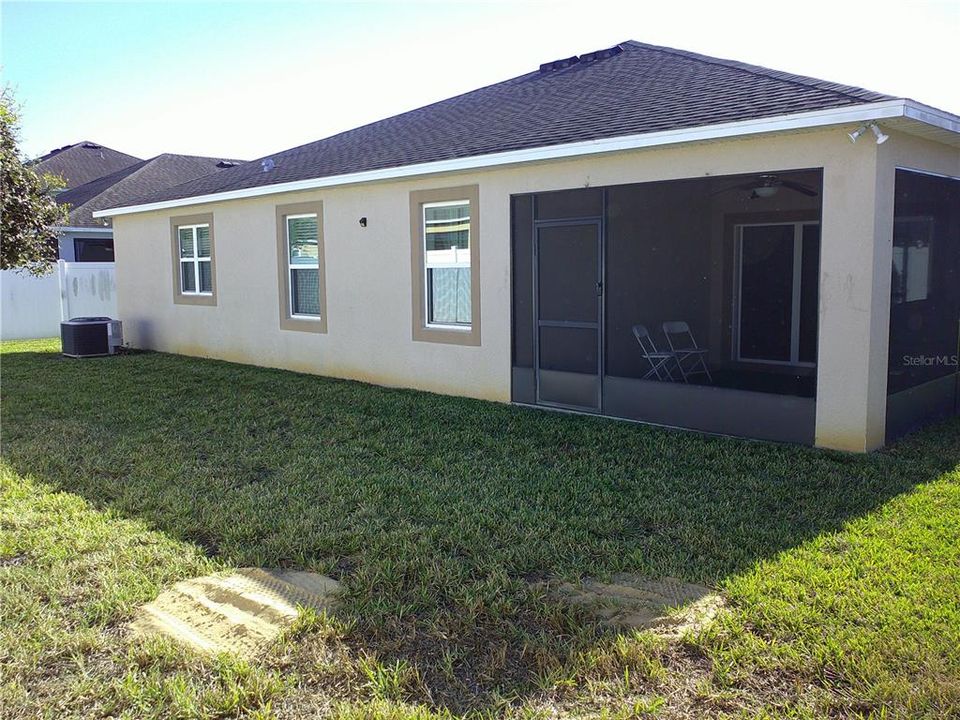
129,568,342,657
547,574,724,635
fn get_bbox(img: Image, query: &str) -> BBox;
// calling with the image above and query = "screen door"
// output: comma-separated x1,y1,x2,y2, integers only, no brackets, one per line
534,221,602,410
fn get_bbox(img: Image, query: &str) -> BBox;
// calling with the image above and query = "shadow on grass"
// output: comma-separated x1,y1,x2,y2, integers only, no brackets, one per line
3,344,959,712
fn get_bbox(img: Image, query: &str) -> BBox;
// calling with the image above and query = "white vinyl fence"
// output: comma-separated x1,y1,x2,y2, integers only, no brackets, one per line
1,261,117,340
58,261,117,322
0,268,61,340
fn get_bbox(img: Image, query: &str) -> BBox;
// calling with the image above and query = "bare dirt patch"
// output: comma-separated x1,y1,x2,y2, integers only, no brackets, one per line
546,574,724,635
0,552,28,567
129,568,342,657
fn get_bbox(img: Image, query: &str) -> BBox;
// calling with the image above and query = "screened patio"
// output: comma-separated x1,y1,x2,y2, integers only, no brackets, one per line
510,168,824,443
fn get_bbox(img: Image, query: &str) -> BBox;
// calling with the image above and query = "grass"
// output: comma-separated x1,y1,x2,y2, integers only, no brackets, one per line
1,337,958,718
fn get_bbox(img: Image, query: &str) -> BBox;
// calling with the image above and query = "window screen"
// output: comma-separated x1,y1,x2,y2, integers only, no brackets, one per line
287,215,320,317
424,202,471,326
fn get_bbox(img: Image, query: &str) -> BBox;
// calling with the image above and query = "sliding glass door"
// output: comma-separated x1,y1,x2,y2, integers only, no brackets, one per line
735,222,820,365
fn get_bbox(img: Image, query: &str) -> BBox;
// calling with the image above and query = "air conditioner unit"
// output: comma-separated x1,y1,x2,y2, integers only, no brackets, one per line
61,317,123,358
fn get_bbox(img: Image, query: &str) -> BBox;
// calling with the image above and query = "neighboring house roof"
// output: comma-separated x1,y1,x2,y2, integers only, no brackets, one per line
31,141,142,188
57,154,244,228
96,40,960,216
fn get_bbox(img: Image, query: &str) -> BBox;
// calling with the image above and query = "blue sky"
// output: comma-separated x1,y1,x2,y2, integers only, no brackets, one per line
3,1,958,162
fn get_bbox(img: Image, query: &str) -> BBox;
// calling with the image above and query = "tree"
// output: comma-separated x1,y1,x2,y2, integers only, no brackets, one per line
1,89,67,275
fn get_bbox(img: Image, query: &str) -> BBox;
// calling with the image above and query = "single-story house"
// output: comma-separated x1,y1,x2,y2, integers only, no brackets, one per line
94,41,960,452
56,153,242,261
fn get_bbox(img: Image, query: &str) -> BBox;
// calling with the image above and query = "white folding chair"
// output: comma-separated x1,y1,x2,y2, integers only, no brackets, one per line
662,321,712,383
632,324,677,382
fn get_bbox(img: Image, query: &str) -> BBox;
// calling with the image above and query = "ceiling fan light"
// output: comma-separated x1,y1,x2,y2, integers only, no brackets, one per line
753,186,779,198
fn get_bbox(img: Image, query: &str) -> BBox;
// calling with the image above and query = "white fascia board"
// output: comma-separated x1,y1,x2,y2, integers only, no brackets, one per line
55,226,114,234
902,99,960,134
94,99,931,219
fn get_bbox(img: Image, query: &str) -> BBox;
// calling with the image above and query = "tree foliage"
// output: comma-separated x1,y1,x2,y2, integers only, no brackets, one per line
1,89,68,275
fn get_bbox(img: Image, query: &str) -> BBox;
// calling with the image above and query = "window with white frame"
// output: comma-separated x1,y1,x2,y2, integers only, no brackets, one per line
423,201,471,327
178,224,212,294
286,214,321,317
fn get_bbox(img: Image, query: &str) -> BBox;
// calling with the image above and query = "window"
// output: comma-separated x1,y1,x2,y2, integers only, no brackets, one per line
424,201,471,327
286,214,321,317
73,237,114,262
178,225,213,294
170,214,216,306
276,201,326,332
734,221,820,366
409,185,480,345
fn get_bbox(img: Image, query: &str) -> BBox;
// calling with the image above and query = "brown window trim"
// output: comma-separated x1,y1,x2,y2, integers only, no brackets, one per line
276,201,327,333
170,213,217,306
409,185,480,346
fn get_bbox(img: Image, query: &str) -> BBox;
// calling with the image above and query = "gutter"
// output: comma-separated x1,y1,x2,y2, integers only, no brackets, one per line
93,99,955,219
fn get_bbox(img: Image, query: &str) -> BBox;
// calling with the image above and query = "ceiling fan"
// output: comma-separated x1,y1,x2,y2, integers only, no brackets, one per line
712,174,818,199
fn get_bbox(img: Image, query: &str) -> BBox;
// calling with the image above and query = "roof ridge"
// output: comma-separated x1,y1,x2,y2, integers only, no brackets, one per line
38,140,135,157
622,40,891,103
103,157,155,183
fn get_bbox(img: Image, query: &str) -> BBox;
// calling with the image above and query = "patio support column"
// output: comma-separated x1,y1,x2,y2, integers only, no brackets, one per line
814,143,894,451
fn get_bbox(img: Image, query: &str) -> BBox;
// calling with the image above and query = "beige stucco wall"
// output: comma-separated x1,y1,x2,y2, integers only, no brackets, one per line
814,130,959,450
113,126,960,450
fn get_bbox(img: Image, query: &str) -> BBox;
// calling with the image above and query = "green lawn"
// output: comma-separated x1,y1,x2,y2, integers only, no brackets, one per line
1,337,958,719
